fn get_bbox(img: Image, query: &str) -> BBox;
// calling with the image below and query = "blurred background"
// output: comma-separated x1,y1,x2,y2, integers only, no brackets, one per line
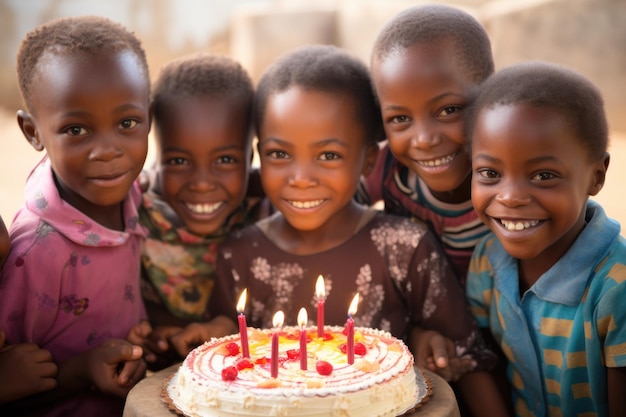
0,0,624,233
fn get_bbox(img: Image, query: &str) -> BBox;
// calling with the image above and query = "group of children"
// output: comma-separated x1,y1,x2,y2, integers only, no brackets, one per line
0,4,623,417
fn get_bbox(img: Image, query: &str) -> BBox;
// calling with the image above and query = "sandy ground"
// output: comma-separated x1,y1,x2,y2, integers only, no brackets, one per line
0,110,624,236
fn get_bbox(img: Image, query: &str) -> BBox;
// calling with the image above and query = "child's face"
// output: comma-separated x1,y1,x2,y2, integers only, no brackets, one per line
155,96,251,236
471,103,607,268
20,51,150,215
258,86,377,233
372,41,476,201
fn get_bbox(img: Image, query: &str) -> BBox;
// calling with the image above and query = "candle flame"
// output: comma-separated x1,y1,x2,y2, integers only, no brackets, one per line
273,310,285,328
315,275,325,299
348,293,359,316
236,289,247,313
298,307,308,327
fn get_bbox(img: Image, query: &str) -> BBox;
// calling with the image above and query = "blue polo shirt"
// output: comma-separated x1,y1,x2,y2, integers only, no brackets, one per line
467,201,626,417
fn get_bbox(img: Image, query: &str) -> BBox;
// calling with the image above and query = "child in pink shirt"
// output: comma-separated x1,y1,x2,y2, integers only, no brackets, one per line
0,16,150,416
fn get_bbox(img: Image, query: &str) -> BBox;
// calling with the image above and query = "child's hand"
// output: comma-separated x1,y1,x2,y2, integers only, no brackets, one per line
127,320,159,363
169,322,209,357
0,331,58,404
127,320,151,345
85,339,146,398
146,326,183,370
127,321,182,369
410,328,475,382
170,316,237,357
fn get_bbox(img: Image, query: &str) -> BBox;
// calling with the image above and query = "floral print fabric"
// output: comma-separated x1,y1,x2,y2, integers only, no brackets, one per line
0,156,147,417
139,193,262,322
210,210,495,370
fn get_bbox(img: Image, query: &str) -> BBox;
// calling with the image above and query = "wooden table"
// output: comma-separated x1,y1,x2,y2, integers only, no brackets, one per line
123,364,460,417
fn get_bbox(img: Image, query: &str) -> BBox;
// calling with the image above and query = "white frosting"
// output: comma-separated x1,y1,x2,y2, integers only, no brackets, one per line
168,326,419,417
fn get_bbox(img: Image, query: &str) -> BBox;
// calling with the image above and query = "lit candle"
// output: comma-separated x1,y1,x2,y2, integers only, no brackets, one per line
298,307,308,370
271,311,284,378
315,275,325,338
346,293,359,365
236,289,250,358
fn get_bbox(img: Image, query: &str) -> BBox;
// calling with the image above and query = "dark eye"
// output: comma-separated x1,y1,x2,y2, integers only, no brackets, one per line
477,168,499,179
268,150,289,159
166,157,188,166
66,126,87,136
120,119,138,129
217,155,237,164
437,106,462,117
389,115,410,124
531,172,556,181
319,152,340,161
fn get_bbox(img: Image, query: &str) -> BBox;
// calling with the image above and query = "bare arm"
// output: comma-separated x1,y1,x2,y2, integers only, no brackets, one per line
457,370,513,417
608,367,626,417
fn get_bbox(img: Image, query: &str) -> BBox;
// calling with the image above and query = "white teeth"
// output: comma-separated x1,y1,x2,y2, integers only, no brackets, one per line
186,202,223,214
289,200,324,209
500,219,540,231
418,153,455,167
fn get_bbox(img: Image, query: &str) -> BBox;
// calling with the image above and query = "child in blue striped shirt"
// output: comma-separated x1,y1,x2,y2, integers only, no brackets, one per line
467,61,626,417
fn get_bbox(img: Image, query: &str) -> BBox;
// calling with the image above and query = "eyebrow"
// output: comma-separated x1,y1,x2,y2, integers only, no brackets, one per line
383,92,466,111
61,103,146,119
162,144,244,153
263,136,350,149
473,152,563,165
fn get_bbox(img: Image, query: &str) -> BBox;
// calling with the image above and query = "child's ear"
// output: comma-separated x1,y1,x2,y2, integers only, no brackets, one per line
16,110,44,151
588,152,610,196
361,143,380,177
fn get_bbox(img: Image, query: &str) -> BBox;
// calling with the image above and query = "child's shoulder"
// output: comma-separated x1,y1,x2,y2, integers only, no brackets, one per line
368,210,428,229
223,216,270,245
593,233,626,284
362,210,437,246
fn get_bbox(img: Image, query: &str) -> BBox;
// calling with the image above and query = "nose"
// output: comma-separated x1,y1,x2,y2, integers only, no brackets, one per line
89,133,123,161
189,165,217,192
410,120,441,150
287,163,318,188
494,179,532,207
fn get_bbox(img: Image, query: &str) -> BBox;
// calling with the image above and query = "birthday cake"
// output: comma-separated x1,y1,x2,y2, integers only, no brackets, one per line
165,326,426,417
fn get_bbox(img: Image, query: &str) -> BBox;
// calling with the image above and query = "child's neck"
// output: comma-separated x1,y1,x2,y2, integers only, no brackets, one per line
518,261,541,294
427,171,472,204
267,202,369,256
54,172,126,231
89,205,125,231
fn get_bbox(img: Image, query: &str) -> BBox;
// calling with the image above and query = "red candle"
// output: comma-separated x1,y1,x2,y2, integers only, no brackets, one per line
346,293,359,365
271,311,284,378
236,289,250,358
315,275,325,338
298,308,308,370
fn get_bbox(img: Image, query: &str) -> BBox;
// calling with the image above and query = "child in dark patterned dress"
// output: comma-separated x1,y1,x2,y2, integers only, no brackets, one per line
174,44,509,416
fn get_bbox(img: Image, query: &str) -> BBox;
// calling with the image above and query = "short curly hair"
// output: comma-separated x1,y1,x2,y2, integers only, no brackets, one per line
152,52,254,126
466,61,608,161
371,4,493,84
16,15,149,112
254,44,384,145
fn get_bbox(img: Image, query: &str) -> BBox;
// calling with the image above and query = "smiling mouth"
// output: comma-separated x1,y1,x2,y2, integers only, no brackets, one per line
185,202,223,214
288,199,324,209
498,219,541,231
89,172,128,187
416,152,456,168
